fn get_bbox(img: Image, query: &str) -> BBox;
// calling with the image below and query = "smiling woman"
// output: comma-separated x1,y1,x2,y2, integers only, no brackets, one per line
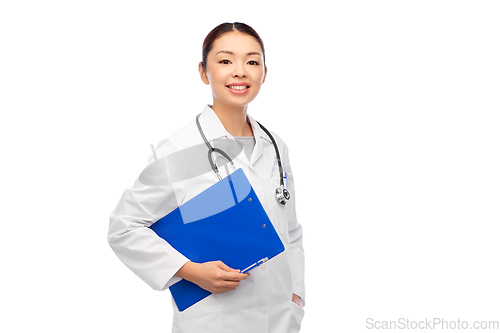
108,22,305,333
198,24,268,135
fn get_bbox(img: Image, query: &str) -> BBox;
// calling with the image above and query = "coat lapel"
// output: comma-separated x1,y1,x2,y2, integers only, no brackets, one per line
199,105,272,169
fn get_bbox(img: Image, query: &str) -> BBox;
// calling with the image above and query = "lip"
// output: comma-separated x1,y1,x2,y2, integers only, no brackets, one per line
226,82,250,95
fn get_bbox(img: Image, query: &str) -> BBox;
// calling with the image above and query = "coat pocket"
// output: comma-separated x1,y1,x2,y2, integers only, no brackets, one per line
289,301,305,333
173,304,224,333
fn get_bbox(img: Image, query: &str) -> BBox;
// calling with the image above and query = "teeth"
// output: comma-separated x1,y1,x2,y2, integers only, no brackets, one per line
228,85,248,90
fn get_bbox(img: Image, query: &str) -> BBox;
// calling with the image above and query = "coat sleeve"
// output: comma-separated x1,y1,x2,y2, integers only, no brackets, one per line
284,143,306,304
108,141,190,291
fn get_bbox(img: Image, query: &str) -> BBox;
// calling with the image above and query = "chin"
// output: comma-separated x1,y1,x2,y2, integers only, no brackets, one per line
214,97,257,109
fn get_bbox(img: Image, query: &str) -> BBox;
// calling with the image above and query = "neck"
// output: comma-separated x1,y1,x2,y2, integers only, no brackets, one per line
210,101,254,137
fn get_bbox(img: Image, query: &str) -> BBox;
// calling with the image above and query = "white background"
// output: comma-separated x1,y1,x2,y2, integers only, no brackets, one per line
1,1,499,332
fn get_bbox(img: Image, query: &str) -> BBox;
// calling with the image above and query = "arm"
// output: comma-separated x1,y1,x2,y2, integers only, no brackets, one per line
108,144,190,291
284,144,306,306
108,177,190,291
108,143,249,293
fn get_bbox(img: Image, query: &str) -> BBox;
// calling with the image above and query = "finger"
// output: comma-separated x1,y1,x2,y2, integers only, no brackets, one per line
215,260,234,272
213,280,241,294
222,271,250,281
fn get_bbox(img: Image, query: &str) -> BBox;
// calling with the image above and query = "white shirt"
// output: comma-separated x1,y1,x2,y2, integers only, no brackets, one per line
108,105,305,332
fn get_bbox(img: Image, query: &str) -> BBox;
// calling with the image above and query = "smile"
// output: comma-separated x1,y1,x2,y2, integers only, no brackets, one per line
226,83,250,95
227,85,248,90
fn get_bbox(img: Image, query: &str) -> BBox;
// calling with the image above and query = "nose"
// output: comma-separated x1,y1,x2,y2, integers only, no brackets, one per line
232,62,247,78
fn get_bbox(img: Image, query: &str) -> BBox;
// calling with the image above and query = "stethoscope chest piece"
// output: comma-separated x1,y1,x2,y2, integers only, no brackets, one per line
276,186,290,205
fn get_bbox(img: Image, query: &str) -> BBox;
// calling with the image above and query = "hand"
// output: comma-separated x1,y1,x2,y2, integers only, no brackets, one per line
176,261,250,294
292,293,302,307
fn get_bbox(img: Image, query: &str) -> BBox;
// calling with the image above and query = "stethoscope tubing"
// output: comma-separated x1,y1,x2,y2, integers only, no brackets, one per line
195,113,289,204
255,120,284,189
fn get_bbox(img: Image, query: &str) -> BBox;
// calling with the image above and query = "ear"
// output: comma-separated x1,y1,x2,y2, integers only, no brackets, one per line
198,62,210,85
262,66,267,84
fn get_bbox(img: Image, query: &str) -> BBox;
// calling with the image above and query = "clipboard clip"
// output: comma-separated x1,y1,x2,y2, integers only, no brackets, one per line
240,257,269,274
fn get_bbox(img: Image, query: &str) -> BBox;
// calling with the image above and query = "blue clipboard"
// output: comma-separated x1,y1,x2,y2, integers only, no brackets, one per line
149,168,285,311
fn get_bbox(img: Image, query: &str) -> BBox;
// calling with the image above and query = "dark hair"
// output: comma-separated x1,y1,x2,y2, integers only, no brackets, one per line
201,22,266,71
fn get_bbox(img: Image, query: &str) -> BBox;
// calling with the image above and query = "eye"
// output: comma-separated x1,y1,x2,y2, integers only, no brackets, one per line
248,60,259,65
219,59,231,64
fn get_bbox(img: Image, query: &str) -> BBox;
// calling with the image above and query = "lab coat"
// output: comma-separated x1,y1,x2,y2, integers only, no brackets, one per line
108,105,305,333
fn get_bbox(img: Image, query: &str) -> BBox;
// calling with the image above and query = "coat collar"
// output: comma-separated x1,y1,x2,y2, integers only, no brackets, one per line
199,104,272,166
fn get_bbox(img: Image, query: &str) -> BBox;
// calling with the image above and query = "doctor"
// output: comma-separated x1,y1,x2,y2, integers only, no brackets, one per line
108,22,305,332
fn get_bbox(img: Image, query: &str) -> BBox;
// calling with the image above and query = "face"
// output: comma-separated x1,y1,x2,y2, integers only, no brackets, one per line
199,31,267,109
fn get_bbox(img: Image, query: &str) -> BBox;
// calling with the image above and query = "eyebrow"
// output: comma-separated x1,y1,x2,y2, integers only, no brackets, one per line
215,50,261,57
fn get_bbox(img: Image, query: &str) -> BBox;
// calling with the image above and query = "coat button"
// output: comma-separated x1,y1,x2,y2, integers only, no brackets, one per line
260,306,268,315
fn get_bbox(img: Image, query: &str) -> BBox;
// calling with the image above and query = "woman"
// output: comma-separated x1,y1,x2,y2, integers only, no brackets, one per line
108,22,305,332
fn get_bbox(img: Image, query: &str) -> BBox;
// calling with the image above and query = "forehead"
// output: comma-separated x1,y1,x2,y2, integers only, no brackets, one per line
211,31,262,56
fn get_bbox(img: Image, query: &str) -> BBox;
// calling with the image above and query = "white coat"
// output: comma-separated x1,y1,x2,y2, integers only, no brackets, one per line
108,105,305,333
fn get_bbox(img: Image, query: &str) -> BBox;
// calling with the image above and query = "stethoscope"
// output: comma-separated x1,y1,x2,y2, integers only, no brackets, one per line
196,114,290,205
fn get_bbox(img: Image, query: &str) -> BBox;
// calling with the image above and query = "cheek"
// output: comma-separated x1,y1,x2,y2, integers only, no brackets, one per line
206,73,224,92
250,67,265,80
206,66,225,84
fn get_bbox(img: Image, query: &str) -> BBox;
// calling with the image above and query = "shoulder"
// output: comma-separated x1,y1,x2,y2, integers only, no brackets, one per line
252,117,291,164
268,129,287,149
270,129,291,163
149,118,200,164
